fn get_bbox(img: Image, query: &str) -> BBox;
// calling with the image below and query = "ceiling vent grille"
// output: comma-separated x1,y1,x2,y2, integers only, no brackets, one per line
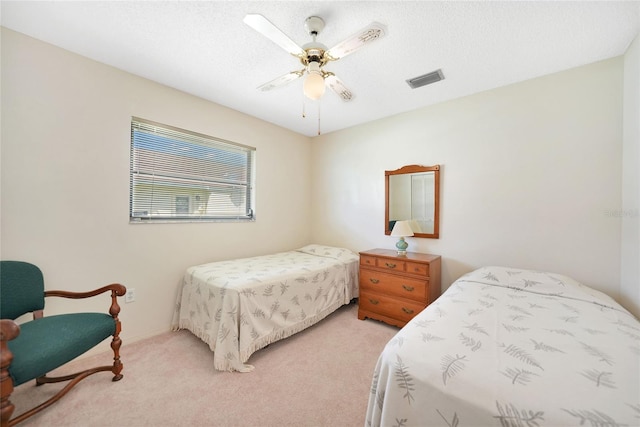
406,69,444,89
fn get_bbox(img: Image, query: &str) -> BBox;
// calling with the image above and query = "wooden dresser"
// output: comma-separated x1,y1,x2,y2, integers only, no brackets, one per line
358,248,441,328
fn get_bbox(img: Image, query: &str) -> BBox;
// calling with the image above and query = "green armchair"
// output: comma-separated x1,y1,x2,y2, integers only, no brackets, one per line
0,261,126,426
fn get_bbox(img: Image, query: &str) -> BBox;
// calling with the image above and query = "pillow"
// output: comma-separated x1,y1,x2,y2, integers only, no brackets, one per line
296,244,357,262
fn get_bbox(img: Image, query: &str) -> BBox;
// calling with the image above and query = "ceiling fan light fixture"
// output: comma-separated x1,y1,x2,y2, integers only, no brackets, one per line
245,14,386,104
303,62,325,100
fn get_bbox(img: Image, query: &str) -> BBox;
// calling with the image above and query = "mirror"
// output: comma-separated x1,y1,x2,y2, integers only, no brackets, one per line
385,164,440,239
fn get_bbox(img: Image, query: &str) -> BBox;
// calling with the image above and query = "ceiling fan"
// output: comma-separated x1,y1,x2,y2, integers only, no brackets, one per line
243,14,386,102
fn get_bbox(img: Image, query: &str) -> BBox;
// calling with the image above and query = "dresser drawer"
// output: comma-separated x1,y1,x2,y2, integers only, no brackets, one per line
360,254,378,268
360,291,425,324
376,258,406,272
406,261,429,276
360,269,427,301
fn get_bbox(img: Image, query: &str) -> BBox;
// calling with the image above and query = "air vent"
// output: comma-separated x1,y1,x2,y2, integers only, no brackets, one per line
406,69,444,89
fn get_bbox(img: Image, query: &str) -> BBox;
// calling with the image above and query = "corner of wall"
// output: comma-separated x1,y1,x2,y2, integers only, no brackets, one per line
621,32,640,318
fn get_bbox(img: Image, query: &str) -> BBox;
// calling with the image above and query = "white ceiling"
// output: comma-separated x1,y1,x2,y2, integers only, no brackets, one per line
2,1,639,137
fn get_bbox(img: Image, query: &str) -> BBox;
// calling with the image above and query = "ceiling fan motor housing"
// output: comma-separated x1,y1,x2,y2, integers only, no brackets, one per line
302,17,328,67
301,47,327,66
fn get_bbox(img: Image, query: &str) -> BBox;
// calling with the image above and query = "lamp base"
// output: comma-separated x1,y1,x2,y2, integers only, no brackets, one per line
395,237,408,256
396,250,407,256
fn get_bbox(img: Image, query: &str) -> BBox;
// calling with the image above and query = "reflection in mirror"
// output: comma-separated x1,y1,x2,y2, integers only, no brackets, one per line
385,165,440,239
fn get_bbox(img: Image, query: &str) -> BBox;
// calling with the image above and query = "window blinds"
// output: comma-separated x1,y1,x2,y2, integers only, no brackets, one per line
130,117,255,222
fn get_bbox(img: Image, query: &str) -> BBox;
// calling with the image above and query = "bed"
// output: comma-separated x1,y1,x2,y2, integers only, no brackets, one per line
365,266,640,426
171,244,359,372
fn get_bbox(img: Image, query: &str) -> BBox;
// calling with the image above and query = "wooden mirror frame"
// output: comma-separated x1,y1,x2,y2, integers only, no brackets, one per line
385,164,440,239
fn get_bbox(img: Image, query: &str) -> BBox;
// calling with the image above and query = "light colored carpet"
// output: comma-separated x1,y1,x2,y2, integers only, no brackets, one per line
8,303,398,427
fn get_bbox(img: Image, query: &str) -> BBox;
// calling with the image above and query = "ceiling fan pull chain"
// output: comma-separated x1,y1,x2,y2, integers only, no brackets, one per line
317,101,321,135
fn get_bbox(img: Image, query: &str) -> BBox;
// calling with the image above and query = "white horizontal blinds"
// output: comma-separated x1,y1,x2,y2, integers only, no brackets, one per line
130,118,255,221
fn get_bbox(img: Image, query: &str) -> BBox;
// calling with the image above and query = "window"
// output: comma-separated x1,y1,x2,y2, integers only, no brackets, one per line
130,117,255,222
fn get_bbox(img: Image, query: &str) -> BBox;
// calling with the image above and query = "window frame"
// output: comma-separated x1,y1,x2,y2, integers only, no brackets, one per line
129,117,256,224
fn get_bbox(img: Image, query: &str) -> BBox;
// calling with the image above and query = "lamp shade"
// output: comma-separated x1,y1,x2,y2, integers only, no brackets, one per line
303,62,325,100
391,220,414,237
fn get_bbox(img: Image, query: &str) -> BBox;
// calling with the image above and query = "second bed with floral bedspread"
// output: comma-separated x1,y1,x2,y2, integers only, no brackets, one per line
366,266,640,426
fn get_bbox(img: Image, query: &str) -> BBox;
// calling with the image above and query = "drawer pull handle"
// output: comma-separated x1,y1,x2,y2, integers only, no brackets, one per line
402,307,414,314
385,262,397,269
402,285,415,292
369,299,379,305
369,278,380,284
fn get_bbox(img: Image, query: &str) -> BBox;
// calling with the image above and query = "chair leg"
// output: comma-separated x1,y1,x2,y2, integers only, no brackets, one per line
1,320,20,427
0,366,15,427
111,333,123,381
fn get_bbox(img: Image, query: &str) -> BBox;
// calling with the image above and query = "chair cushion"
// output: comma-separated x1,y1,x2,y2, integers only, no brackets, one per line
7,313,116,386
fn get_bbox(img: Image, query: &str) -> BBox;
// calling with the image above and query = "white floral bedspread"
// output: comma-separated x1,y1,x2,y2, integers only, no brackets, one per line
171,245,358,372
366,266,640,426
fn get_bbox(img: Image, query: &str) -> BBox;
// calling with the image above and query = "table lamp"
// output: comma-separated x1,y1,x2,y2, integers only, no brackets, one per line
390,220,414,255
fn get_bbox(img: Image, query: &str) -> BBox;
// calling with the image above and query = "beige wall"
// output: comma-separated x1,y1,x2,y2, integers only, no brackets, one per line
622,33,640,317
311,57,629,313
0,28,312,343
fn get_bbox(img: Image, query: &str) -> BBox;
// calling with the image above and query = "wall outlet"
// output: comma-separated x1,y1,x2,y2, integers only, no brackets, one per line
125,288,136,303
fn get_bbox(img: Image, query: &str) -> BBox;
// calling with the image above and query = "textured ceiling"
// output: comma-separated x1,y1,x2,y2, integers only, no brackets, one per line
2,1,639,137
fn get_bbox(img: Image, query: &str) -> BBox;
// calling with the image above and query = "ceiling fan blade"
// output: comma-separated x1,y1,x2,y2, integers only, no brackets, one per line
244,14,305,57
325,22,386,61
325,74,354,102
257,70,304,92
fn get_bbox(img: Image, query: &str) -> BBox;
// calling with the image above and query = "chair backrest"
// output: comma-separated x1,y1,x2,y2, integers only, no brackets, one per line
0,261,45,320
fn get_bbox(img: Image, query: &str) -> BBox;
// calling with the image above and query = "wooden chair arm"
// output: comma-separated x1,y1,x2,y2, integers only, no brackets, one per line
45,284,126,319
45,283,126,299
0,320,20,343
